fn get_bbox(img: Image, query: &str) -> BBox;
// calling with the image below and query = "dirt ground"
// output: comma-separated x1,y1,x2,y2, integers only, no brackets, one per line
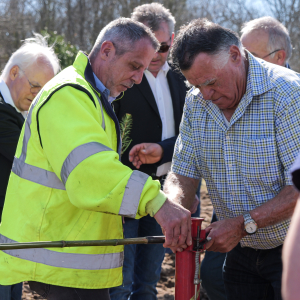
22,182,212,300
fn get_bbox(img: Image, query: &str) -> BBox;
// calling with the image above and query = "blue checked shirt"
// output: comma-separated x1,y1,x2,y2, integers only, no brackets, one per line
172,53,300,249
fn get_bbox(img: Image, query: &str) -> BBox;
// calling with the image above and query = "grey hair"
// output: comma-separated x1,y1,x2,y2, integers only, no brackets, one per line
1,33,60,80
241,16,292,62
171,18,244,72
131,2,175,36
90,17,159,62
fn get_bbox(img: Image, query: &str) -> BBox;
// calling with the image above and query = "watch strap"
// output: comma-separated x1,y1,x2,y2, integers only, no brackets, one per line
243,212,253,224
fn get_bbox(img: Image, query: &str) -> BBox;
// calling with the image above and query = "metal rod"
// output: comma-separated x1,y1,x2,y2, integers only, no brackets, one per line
0,236,165,250
194,226,201,300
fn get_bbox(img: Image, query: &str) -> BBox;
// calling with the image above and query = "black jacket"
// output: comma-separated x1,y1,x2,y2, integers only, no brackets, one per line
114,67,188,178
0,93,24,212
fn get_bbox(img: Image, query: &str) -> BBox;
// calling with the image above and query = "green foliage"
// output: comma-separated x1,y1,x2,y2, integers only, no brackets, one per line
41,29,79,70
120,113,133,156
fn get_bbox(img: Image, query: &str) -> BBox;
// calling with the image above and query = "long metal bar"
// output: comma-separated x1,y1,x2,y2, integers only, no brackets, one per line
0,236,165,250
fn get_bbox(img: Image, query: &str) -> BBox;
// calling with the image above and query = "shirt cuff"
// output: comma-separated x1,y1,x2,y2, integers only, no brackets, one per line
145,189,167,217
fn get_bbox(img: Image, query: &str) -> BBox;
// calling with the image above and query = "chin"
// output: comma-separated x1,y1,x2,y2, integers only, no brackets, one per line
148,65,162,73
110,91,123,98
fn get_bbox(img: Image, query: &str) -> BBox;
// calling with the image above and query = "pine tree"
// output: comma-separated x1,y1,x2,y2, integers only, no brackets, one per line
120,113,133,156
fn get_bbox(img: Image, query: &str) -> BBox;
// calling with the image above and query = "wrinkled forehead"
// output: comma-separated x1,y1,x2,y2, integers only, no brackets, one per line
182,53,220,85
123,39,156,66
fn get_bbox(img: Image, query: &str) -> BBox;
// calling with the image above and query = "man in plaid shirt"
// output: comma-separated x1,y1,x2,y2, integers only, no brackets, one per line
167,19,300,299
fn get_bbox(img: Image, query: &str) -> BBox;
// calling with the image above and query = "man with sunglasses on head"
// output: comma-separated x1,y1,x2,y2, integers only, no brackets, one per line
110,3,189,300
0,33,59,300
241,16,292,68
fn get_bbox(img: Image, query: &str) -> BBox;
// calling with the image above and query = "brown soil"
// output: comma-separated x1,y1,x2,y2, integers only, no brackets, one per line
22,182,212,300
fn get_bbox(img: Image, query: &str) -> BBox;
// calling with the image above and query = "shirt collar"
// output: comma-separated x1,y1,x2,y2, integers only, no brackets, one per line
0,78,27,118
92,72,116,104
246,51,275,96
161,61,170,77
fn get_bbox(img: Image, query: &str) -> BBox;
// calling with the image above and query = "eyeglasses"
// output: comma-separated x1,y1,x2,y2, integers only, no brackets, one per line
158,37,172,53
19,67,42,94
262,49,282,59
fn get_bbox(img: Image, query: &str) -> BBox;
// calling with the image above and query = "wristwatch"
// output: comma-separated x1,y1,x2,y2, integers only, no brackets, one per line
243,212,257,234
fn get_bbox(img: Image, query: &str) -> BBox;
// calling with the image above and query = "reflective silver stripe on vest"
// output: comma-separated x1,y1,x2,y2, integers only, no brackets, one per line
19,93,41,162
13,90,110,189
12,91,66,190
119,171,149,218
0,234,123,270
61,142,113,185
12,157,66,190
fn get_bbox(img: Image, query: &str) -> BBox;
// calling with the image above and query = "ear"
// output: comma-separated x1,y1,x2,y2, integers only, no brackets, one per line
229,45,243,65
276,50,286,67
99,41,116,61
170,32,175,47
9,65,20,81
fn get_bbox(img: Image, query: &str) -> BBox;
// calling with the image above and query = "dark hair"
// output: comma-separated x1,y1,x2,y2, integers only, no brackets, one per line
171,18,242,71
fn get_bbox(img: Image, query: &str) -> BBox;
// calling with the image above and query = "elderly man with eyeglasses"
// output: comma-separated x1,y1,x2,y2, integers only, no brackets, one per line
110,3,193,300
240,16,292,68
0,33,59,300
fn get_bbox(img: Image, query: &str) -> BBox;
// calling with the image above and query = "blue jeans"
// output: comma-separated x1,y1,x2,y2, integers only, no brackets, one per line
0,283,22,300
201,211,226,300
110,215,165,300
223,243,283,300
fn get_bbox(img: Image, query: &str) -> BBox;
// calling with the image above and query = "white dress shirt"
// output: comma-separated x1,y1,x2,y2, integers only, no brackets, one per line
144,61,175,176
0,79,27,118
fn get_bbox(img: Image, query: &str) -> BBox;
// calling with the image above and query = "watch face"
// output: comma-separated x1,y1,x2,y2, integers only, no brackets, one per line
245,222,257,234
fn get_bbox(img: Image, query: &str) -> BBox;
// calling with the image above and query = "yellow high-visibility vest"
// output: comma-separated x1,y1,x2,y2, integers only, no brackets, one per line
0,51,166,289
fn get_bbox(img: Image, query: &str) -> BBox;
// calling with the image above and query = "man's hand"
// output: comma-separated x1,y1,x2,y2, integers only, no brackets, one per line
154,198,192,252
189,194,200,214
204,216,247,253
129,143,163,169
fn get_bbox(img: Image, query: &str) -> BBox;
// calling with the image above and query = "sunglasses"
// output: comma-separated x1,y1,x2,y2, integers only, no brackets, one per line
158,37,172,53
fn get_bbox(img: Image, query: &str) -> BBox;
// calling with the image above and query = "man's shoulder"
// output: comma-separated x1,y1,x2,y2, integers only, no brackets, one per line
250,57,300,91
252,61,300,116
264,63,300,104
265,62,300,86
248,56,300,108
0,96,19,117
0,100,24,129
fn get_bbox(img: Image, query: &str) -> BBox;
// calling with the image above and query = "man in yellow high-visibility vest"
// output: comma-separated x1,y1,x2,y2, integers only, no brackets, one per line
0,18,192,300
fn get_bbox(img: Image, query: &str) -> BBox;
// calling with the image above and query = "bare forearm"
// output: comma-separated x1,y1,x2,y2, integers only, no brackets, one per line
250,185,299,228
163,172,199,211
206,185,298,253
282,198,300,300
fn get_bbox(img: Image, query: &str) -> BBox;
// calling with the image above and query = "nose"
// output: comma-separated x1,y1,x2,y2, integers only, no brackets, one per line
132,69,144,85
153,52,160,59
200,86,214,100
